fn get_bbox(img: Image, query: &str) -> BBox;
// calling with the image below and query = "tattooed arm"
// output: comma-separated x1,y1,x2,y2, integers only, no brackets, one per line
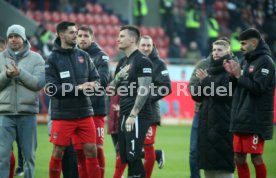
125,76,152,132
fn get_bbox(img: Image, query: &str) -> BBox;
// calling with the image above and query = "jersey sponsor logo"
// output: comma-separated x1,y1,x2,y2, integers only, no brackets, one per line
102,55,109,61
143,68,152,74
78,56,84,63
261,68,269,75
60,71,70,79
248,65,254,73
161,70,169,76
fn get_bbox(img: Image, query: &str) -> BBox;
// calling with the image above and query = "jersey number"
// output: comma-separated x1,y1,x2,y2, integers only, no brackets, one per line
97,127,104,138
253,135,259,145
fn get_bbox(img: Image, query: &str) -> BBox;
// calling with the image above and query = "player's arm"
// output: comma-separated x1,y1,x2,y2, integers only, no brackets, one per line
97,54,110,88
237,59,275,95
129,76,152,117
150,63,172,103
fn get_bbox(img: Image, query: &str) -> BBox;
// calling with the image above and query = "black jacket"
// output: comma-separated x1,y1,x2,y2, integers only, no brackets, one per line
230,39,275,140
82,43,110,116
192,55,235,172
149,47,172,124
46,38,100,119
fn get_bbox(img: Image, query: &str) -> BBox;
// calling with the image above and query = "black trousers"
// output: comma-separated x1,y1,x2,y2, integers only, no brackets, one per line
118,114,150,177
62,144,79,178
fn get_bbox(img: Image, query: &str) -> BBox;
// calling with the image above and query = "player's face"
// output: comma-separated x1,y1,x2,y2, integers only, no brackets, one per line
139,38,153,57
117,29,133,50
61,26,77,47
212,44,229,60
77,30,93,50
7,34,24,52
240,39,255,55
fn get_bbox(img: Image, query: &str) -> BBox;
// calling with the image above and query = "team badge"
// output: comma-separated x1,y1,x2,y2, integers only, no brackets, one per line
248,65,254,73
78,56,84,63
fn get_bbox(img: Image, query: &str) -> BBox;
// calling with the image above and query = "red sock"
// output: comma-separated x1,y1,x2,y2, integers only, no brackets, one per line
86,157,100,178
254,163,267,178
237,163,250,178
9,152,15,178
113,153,127,178
49,156,62,178
76,149,88,178
144,145,156,178
97,146,105,178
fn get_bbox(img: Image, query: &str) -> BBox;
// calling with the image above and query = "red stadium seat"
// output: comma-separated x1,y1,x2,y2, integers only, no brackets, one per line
159,48,168,59
60,12,69,22
76,13,85,24
68,13,77,23
148,27,157,38
93,4,103,14
139,26,148,36
97,35,107,46
101,14,110,25
110,15,120,25
93,14,102,25
106,36,117,47
52,12,61,23
96,25,107,35
33,11,43,22
85,14,94,24
155,37,165,48
43,11,52,22
156,27,165,37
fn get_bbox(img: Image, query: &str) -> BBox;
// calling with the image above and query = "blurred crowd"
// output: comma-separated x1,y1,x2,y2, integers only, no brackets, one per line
5,0,276,63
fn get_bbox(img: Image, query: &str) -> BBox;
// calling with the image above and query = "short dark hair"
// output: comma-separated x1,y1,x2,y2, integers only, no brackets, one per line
56,21,75,36
120,25,140,43
78,25,93,35
239,28,261,41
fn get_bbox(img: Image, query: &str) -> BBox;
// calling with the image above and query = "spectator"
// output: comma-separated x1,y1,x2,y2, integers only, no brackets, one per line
0,24,45,178
191,39,236,178
133,0,148,26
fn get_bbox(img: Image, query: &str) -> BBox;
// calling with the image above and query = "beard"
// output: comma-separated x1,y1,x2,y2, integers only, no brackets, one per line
67,41,76,48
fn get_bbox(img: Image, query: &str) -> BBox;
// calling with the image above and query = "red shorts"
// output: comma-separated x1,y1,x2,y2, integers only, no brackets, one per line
73,116,104,149
233,133,264,154
144,124,157,145
50,116,96,146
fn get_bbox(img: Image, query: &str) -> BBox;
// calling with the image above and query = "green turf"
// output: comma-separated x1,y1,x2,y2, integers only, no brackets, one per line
13,124,276,178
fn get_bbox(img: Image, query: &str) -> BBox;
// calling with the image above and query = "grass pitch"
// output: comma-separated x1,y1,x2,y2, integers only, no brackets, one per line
13,124,276,178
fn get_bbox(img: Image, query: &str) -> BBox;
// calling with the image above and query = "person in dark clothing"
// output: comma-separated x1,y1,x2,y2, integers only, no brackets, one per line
76,25,110,178
46,21,101,178
224,28,275,178
109,25,153,178
191,39,236,178
112,35,172,178
188,57,210,178
138,35,172,176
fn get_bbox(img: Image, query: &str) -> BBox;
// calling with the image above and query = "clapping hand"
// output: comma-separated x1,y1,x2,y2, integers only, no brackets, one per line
5,61,20,77
196,69,208,81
